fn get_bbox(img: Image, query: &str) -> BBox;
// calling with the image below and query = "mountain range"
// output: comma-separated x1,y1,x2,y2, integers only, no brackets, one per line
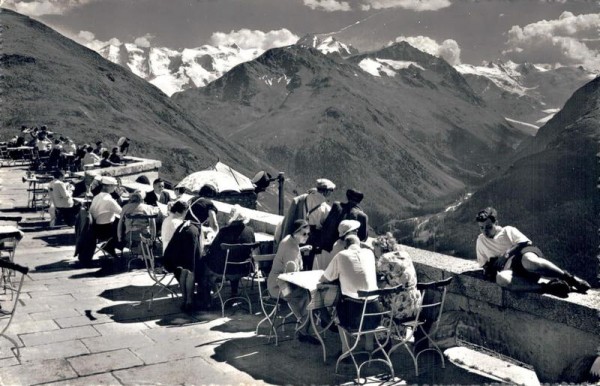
172,42,527,224
456,61,596,135
94,34,596,134
95,34,356,96
396,76,599,284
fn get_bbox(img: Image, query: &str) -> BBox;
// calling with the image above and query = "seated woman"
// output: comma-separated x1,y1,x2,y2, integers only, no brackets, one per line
186,188,219,243
161,200,188,254
117,190,157,249
373,232,421,322
267,219,317,344
204,205,255,297
163,215,204,312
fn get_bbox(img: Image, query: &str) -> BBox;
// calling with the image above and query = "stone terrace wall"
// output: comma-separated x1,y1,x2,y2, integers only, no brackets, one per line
405,245,599,383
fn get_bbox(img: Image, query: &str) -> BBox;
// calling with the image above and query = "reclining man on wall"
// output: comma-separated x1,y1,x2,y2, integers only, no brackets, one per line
475,207,591,298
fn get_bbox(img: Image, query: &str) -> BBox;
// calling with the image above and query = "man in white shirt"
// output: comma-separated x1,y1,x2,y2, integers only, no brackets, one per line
476,207,590,297
48,170,77,226
320,234,380,353
89,176,122,257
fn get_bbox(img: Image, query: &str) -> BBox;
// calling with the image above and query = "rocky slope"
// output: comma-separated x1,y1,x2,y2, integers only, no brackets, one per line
0,8,267,184
398,76,600,284
173,42,527,223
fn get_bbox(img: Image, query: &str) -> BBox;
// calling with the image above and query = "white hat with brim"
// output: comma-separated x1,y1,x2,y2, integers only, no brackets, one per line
338,219,361,238
316,178,335,190
101,176,118,185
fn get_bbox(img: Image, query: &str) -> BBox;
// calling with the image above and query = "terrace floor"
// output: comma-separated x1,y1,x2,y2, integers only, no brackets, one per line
0,165,496,385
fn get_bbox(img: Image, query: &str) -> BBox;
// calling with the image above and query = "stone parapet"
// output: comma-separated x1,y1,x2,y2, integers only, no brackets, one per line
403,245,600,383
74,156,161,185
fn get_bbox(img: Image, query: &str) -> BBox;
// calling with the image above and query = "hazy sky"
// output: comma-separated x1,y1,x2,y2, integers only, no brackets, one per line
3,0,600,69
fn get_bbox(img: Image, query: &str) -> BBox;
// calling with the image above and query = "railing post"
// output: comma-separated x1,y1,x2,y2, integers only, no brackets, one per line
278,172,285,216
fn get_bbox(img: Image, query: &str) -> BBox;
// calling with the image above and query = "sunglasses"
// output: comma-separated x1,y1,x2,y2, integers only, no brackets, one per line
479,223,494,231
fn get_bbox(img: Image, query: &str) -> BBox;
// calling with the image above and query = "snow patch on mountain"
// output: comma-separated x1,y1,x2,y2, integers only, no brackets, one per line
259,74,291,86
98,43,263,96
296,34,358,57
536,108,560,124
358,58,424,77
505,117,539,130
455,61,531,96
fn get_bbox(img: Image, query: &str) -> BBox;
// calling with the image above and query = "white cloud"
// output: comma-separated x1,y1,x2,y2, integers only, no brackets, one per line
2,0,93,16
360,0,451,11
503,12,600,70
393,35,461,65
134,34,154,48
74,30,121,51
303,0,351,11
210,28,300,51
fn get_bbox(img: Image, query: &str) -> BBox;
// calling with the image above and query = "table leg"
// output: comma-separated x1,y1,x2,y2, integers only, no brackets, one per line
309,309,327,363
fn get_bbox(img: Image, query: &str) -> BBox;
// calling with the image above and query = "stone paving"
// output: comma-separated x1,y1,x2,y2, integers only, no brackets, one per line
0,165,493,385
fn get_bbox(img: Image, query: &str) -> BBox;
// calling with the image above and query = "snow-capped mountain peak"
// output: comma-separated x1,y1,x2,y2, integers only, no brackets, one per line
296,34,358,57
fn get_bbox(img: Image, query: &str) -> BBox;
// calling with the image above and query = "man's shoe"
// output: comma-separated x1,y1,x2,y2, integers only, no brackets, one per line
562,272,591,293
541,279,570,298
298,333,320,345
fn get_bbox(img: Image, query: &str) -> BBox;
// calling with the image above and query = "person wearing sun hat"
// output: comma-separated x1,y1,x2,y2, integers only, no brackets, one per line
277,178,336,270
268,219,321,344
313,219,360,270
320,188,369,253
89,176,122,257
319,230,381,354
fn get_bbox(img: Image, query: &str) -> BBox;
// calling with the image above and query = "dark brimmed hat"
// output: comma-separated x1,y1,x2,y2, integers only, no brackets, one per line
346,188,364,203
291,219,309,234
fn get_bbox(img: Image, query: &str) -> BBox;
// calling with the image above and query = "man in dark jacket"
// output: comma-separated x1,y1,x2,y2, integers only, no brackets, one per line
320,188,368,253
144,178,170,207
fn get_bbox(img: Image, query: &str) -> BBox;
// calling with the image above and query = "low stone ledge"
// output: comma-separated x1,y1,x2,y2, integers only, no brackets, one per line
404,245,599,333
74,157,161,184
402,244,600,382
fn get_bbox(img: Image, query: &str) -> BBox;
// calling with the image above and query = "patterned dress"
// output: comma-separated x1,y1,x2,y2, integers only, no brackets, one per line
377,250,421,321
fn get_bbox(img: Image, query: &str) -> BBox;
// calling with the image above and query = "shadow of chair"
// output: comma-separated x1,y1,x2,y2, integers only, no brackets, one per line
387,276,453,376
0,261,29,359
138,233,178,311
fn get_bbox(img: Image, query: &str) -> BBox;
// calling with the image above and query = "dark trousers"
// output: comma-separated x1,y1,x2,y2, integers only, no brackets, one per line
94,220,119,257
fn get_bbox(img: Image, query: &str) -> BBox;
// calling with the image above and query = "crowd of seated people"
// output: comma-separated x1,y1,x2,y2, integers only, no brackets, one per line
3,125,130,173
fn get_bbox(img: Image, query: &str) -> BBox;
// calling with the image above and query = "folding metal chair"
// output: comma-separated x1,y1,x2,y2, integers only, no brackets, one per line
252,253,296,345
212,242,258,317
138,234,178,310
387,276,453,375
124,213,157,270
335,286,406,381
0,236,21,298
0,261,29,359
